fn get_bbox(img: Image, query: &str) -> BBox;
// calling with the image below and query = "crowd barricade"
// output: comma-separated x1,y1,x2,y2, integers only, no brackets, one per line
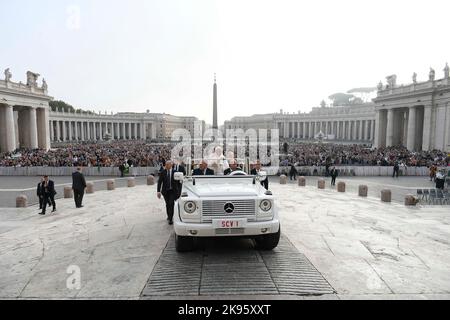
0,166,446,177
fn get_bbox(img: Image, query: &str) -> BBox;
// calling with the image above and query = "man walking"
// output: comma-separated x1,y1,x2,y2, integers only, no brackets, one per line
40,175,56,215
157,160,179,225
392,161,400,178
72,167,87,208
330,167,338,186
173,159,186,199
251,161,269,190
289,164,298,181
37,177,51,211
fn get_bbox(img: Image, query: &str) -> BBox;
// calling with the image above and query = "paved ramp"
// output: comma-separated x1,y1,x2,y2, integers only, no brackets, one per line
141,234,335,297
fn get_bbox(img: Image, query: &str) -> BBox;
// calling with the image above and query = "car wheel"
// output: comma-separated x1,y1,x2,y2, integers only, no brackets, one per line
175,234,194,252
255,226,281,250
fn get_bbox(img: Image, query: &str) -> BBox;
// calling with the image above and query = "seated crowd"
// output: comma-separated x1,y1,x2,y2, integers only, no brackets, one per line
0,141,448,168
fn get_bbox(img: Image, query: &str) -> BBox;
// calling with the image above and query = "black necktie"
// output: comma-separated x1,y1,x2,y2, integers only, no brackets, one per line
168,170,172,189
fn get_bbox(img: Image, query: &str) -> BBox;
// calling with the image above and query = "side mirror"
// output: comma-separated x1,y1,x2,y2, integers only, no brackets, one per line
174,172,184,181
258,171,267,181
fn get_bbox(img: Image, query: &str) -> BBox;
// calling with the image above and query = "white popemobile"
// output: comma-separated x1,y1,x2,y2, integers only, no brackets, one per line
173,159,281,252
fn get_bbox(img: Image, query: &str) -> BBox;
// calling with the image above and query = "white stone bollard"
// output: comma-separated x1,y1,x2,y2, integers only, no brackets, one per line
280,175,287,185
127,178,136,188
16,195,28,208
318,179,325,189
337,182,346,192
298,176,306,187
64,187,73,198
107,180,115,191
147,175,155,186
405,194,417,206
381,189,391,203
86,182,94,194
358,185,368,197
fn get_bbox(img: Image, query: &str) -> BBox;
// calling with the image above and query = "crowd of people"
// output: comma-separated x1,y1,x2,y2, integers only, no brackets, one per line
0,141,449,169
0,141,174,168
281,143,449,167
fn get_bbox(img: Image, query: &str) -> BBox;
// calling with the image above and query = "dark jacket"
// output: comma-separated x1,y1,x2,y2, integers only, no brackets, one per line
173,164,186,175
251,168,269,190
40,180,56,196
192,168,215,176
157,169,180,196
331,169,339,178
72,171,87,191
37,182,44,197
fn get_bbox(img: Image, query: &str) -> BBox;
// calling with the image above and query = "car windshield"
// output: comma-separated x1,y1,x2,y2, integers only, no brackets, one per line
186,176,256,186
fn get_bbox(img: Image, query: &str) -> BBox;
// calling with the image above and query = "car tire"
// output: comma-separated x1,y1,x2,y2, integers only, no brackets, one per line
175,234,194,252
255,226,281,250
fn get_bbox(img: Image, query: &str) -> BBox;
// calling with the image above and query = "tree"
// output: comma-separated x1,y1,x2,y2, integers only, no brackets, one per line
328,93,355,106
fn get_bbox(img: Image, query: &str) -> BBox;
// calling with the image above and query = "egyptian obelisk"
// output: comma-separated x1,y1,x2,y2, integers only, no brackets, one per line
213,74,218,129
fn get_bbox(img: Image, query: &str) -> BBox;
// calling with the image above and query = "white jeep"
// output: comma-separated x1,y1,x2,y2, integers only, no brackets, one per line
173,164,281,252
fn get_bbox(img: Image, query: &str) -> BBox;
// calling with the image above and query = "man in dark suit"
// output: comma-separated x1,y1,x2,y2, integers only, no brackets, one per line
224,160,240,175
251,161,269,190
72,167,87,208
330,167,338,186
40,175,57,215
157,160,179,225
192,160,215,176
37,177,51,211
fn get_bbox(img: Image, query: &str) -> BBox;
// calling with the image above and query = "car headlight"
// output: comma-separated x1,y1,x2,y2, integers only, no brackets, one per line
184,201,197,214
259,199,272,212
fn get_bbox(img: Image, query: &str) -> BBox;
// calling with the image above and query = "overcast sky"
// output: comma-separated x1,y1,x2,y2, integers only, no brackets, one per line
1,0,449,124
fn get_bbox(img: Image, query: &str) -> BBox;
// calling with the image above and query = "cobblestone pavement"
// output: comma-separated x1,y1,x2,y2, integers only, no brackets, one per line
0,176,147,208
0,182,449,299
141,235,334,298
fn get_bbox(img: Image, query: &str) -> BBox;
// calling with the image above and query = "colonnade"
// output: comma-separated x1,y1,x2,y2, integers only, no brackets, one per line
278,119,376,141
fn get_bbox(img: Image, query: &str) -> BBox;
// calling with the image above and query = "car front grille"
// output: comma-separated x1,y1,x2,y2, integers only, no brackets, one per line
215,228,245,235
201,199,256,222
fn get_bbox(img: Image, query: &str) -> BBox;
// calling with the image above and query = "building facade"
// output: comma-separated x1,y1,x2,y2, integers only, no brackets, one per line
0,70,52,152
224,103,376,143
48,110,203,143
224,64,450,152
373,66,450,152
0,69,204,152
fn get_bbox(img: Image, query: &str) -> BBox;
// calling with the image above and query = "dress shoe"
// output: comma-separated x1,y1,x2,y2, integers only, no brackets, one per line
168,221,173,225
52,209,56,212
39,212,45,215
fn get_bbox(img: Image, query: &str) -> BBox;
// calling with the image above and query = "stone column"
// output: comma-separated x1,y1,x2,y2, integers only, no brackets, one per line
81,122,85,141
49,121,54,142
74,121,78,141
386,109,394,147
99,123,103,141
1,105,16,152
366,120,371,141
406,106,416,150
56,121,60,142
28,108,38,149
36,108,50,150
358,121,363,140
140,122,145,140
422,105,432,151
68,121,73,141
134,123,138,139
